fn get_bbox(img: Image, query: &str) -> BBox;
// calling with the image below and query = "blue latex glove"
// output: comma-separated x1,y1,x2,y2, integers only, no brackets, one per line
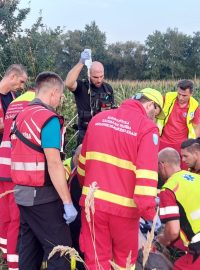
63,203,78,224
79,49,91,64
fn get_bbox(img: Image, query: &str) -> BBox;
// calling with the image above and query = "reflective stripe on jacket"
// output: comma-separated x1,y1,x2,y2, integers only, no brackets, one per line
78,99,159,218
11,103,63,186
0,91,35,182
162,170,200,246
157,92,199,138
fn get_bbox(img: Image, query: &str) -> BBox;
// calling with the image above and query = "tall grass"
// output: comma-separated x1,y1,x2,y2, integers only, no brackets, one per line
63,79,200,156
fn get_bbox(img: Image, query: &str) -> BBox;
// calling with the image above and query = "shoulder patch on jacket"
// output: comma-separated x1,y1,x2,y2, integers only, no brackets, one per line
153,133,158,145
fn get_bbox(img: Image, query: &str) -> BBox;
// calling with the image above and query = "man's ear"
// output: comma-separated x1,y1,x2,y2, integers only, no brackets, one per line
159,161,166,170
143,101,151,112
147,101,154,111
9,73,16,81
51,88,57,96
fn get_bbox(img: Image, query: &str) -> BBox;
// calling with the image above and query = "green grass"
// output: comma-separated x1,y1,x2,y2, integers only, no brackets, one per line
0,250,7,270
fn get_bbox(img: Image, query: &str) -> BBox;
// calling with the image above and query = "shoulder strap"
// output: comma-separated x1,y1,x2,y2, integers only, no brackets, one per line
12,122,43,153
102,83,112,96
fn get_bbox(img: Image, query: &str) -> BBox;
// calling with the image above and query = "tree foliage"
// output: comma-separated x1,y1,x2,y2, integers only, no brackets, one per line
106,41,147,80
0,1,200,81
0,0,29,74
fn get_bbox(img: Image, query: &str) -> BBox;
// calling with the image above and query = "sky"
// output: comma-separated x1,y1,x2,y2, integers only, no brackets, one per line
18,0,200,44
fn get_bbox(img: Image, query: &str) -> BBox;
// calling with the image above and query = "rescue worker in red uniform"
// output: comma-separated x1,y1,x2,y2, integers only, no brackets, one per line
157,79,200,168
0,88,35,270
158,147,200,270
0,64,28,143
0,64,27,267
77,88,165,270
10,72,77,270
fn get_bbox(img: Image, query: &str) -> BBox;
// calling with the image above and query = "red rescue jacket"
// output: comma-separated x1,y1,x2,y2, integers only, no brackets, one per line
0,90,35,182
11,102,63,187
78,99,159,219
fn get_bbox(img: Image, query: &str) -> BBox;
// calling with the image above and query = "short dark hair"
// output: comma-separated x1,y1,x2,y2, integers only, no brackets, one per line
181,138,200,153
177,79,194,93
35,71,63,90
181,138,196,149
4,64,27,77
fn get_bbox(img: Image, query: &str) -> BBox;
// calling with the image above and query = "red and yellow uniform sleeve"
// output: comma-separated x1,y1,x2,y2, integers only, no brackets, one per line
133,126,159,221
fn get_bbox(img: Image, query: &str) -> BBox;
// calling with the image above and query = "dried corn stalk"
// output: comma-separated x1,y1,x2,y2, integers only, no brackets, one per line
142,208,159,269
109,251,135,270
0,189,16,198
109,260,121,270
48,245,87,270
126,251,133,270
85,181,98,223
84,181,103,270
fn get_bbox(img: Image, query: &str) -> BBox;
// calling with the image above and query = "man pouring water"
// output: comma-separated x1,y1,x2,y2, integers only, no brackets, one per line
65,49,115,144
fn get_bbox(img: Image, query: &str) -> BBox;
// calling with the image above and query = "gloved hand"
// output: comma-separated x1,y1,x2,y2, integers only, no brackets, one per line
79,49,91,64
63,203,78,224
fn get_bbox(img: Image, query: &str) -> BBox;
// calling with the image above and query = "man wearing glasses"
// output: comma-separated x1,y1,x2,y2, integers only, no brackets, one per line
77,88,164,270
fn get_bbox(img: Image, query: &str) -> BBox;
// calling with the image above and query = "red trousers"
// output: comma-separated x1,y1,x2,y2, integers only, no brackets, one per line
174,253,200,270
80,209,139,270
0,181,19,270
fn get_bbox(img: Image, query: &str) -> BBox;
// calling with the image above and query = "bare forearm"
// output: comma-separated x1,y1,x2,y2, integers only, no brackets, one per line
157,233,175,246
0,117,4,133
193,124,200,137
65,62,84,91
157,220,180,246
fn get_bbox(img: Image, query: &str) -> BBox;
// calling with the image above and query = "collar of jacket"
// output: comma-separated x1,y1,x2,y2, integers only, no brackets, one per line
120,99,148,117
29,98,56,112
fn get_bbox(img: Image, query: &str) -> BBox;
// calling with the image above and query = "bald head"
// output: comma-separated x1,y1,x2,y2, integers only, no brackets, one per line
158,147,180,166
73,144,82,167
89,61,104,88
75,144,82,157
90,61,104,73
158,147,181,181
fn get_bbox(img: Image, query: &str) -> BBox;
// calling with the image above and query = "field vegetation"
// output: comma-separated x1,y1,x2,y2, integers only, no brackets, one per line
63,79,200,156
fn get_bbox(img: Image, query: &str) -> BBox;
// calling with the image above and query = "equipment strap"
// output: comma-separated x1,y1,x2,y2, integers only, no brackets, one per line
12,123,43,153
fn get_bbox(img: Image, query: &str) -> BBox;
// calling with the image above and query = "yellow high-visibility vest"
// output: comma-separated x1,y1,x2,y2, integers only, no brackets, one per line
157,92,198,138
162,170,200,245
63,157,72,180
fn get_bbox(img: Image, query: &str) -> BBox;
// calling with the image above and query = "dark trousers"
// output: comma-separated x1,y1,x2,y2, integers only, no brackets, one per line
77,129,86,146
18,200,72,270
69,175,85,270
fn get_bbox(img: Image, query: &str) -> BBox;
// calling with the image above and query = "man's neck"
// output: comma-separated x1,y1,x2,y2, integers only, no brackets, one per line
177,100,189,109
168,166,181,179
0,80,11,95
194,163,200,174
